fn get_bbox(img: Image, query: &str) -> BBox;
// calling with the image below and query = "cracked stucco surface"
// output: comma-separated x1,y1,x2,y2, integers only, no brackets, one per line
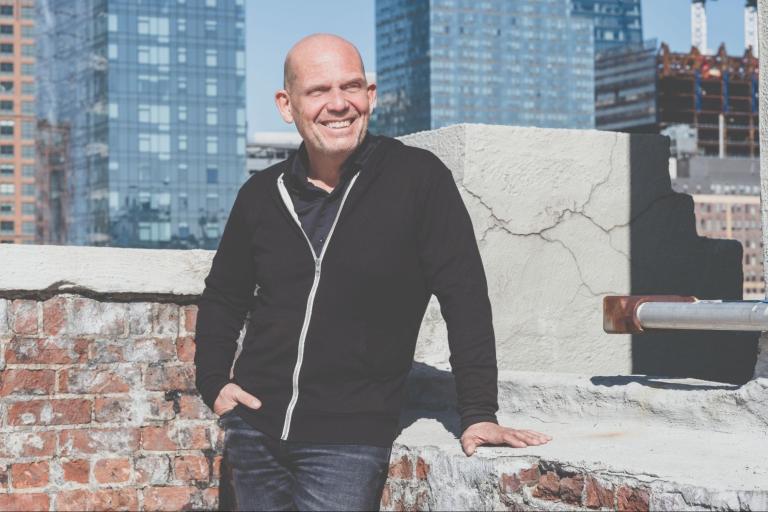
401,124,682,374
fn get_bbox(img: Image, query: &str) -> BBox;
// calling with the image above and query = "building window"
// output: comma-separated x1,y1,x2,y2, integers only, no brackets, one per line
0,80,11,92
22,183,34,196
21,7,33,19
0,99,11,110
21,202,33,214
20,25,33,38
205,20,216,34
21,44,33,57
21,101,33,114
205,78,217,97
177,18,186,32
178,223,189,238
206,107,217,125
206,167,218,184
0,183,14,195
179,192,188,209
178,105,187,121
177,47,186,63
0,120,12,137
0,43,12,54
21,63,33,75
21,82,33,94
0,24,11,35
0,62,12,74
0,144,12,156
0,164,12,175
22,221,33,234
206,193,218,211
21,145,33,158
206,136,218,155
206,0,217,6
21,164,33,177
0,220,13,233
0,6,13,17
205,49,217,67
178,134,187,151
0,202,12,214
177,76,187,93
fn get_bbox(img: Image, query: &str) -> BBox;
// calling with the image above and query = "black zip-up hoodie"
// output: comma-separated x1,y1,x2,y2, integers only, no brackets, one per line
194,134,498,446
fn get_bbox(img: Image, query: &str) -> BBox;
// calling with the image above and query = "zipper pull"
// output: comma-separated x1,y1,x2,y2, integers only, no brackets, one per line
314,259,321,276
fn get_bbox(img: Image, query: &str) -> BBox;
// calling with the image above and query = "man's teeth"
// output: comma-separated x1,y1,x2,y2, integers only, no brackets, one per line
324,120,352,129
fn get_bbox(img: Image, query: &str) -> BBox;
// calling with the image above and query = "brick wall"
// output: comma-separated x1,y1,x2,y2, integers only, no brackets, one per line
0,295,220,511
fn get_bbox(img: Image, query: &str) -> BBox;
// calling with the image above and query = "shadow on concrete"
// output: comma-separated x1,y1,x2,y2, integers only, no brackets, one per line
589,375,741,390
397,362,462,438
628,135,759,385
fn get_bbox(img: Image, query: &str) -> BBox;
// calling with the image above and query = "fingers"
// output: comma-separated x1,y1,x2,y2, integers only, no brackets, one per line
461,437,478,457
504,429,552,447
235,388,262,410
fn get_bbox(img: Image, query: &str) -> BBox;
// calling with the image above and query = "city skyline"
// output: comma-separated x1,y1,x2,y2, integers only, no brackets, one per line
246,0,750,133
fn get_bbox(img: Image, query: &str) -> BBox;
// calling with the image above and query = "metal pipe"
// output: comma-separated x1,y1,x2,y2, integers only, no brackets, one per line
637,300,768,331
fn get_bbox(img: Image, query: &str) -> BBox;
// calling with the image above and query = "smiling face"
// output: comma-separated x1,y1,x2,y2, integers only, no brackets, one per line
275,35,376,163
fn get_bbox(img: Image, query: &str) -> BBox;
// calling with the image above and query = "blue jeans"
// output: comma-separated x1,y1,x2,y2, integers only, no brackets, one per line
219,411,392,511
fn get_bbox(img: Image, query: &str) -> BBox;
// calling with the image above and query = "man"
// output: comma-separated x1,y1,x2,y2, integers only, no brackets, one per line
194,34,552,511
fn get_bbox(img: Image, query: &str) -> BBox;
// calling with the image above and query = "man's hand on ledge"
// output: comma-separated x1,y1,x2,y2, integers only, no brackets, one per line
214,383,262,417
460,422,553,457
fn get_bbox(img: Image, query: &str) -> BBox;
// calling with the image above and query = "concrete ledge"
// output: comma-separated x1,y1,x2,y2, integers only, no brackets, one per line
391,368,768,510
0,245,212,299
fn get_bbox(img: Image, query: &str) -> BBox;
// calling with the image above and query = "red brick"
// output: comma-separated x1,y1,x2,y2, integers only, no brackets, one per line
617,485,650,512
178,394,213,420
0,431,56,458
147,395,176,421
56,488,138,511
500,473,522,494
0,369,55,396
0,493,49,511
533,471,560,500
0,463,7,490
94,397,134,423
135,455,171,485
152,303,179,337
183,305,198,334
58,367,135,394
199,487,219,509
585,476,615,509
8,398,91,426
88,340,123,363
143,486,196,511
141,424,210,451
144,364,196,392
519,464,540,485
173,454,209,481
415,457,429,480
93,458,131,484
388,455,413,479
559,474,584,505
10,299,38,335
11,460,49,489
58,428,139,456
62,459,90,484
175,336,196,362
5,336,88,364
42,296,68,336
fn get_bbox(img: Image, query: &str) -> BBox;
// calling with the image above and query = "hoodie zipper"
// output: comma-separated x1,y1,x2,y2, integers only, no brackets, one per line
275,171,360,441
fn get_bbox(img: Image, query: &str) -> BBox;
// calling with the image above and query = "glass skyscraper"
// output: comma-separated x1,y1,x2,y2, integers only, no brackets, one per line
572,0,642,54
36,0,246,249
376,0,643,137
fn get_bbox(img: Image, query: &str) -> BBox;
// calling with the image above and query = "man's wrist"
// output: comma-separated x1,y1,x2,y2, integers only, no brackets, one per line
461,414,499,433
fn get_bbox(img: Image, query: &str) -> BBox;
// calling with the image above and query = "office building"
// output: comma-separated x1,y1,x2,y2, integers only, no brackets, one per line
375,0,596,136
0,1,36,244
572,0,642,54
36,0,246,249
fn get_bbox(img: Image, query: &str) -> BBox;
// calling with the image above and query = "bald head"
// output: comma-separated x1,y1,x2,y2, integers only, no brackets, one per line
283,33,366,91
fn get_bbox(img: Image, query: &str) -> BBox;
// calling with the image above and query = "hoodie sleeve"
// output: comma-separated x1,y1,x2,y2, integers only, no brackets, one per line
415,153,499,432
194,185,256,411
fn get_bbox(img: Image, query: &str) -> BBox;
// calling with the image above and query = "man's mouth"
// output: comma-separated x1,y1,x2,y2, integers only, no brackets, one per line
320,118,355,130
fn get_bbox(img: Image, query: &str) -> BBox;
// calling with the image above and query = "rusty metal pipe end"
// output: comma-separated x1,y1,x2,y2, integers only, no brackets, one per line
603,295,697,334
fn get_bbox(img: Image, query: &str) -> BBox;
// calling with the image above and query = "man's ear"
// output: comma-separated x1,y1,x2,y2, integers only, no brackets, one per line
367,82,377,111
274,89,294,124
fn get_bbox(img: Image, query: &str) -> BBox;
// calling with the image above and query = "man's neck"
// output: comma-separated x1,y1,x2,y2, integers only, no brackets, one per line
304,149,350,193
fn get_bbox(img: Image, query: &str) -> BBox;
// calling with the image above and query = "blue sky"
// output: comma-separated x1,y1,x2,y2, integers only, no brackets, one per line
246,0,748,133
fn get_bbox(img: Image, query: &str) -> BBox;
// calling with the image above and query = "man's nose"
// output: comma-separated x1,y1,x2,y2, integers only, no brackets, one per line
326,89,349,112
